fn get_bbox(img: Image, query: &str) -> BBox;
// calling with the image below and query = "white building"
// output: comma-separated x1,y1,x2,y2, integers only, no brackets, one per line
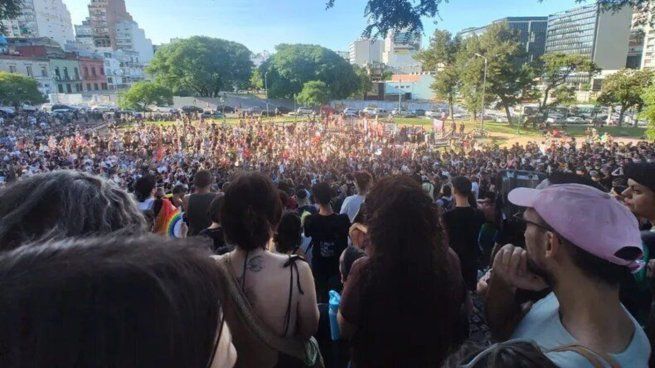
115,20,154,64
251,51,270,67
1,0,74,47
349,39,384,66
385,73,435,101
0,56,54,95
383,30,422,73
100,49,145,89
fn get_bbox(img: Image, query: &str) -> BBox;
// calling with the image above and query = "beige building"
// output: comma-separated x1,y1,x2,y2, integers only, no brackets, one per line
0,56,54,95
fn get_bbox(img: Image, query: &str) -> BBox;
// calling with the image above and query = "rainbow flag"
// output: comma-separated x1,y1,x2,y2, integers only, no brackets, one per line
153,199,183,238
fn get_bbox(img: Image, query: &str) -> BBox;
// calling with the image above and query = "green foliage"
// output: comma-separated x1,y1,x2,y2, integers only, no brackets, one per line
536,53,600,114
0,72,46,107
417,29,459,120
380,70,393,81
640,85,655,141
597,69,654,125
118,81,173,111
250,69,264,90
260,44,359,100
352,65,373,99
296,81,329,107
455,35,493,120
0,0,21,34
147,36,253,97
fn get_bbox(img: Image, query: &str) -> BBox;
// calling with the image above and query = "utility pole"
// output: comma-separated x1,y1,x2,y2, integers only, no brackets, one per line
264,71,269,118
475,53,488,131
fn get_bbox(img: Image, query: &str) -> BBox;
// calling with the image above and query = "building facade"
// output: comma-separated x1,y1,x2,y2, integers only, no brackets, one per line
349,39,384,66
0,56,54,95
458,17,548,63
385,74,435,101
79,57,108,92
85,0,133,49
545,4,632,71
1,0,74,47
383,30,422,73
114,20,154,63
50,58,82,94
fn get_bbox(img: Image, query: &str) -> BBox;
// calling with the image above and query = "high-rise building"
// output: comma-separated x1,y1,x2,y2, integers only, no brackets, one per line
545,4,632,71
348,39,384,66
636,4,655,69
458,17,548,63
1,0,75,47
382,30,422,73
115,20,153,63
84,0,133,49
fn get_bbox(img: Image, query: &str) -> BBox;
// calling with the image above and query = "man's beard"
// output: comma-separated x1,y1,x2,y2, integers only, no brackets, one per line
526,255,555,287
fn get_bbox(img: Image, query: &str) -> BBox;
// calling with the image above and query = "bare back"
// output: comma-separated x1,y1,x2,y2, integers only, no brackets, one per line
222,248,319,339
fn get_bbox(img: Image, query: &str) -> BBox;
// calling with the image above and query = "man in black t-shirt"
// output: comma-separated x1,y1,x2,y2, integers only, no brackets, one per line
304,182,350,303
443,176,485,291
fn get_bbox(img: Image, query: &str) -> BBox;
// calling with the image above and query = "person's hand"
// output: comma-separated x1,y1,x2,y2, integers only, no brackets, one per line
492,244,548,292
476,269,492,297
647,259,655,279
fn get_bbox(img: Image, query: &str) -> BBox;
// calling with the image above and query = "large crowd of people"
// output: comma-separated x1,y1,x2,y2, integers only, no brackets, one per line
0,110,654,367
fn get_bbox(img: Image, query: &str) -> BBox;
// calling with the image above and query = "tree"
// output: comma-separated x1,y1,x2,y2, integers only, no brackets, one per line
0,0,21,34
639,85,655,140
597,69,654,126
455,35,494,121
250,69,264,90
260,44,359,100
118,81,173,111
0,72,46,108
146,36,253,97
416,29,459,123
536,53,600,118
326,0,646,37
296,81,329,107
352,65,372,99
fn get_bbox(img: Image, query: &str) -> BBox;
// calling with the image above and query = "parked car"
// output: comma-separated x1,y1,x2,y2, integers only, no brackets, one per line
391,109,416,118
276,106,292,115
546,116,564,124
424,110,439,118
495,115,509,123
565,116,586,124
201,111,224,119
362,107,385,116
412,109,426,117
343,108,359,117
181,106,203,113
51,104,76,112
296,107,314,116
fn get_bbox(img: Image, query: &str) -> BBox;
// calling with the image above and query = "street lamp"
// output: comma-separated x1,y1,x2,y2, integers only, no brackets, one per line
264,71,269,118
474,53,488,131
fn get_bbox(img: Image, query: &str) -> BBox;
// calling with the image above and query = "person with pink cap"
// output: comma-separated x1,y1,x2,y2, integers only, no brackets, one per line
485,183,650,368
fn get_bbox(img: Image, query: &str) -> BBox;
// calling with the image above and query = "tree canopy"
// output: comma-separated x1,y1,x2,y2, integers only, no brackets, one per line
0,72,46,107
597,69,654,125
0,0,21,34
118,81,173,111
326,0,646,37
259,44,359,100
146,36,253,97
296,81,329,107
641,85,655,141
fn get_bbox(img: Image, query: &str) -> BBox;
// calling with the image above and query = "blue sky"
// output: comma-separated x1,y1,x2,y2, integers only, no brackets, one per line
62,0,581,53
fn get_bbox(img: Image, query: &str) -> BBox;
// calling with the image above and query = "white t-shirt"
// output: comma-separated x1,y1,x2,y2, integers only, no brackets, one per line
512,292,650,368
137,197,154,212
471,181,480,200
340,194,365,223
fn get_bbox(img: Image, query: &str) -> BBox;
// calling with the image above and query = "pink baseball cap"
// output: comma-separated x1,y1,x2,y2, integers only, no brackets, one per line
509,183,644,271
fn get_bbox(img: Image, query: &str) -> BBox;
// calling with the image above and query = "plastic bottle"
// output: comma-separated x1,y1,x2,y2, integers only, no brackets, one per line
328,290,341,341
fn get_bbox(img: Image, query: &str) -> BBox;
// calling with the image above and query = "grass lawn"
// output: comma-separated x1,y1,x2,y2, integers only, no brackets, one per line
142,116,647,140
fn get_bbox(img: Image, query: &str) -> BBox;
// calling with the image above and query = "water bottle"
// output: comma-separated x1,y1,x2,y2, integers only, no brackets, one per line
328,290,341,341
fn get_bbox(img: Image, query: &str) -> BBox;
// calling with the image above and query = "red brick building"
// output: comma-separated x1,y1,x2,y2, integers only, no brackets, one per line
78,57,108,92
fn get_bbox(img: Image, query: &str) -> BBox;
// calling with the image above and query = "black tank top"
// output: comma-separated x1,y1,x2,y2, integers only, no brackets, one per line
186,192,215,236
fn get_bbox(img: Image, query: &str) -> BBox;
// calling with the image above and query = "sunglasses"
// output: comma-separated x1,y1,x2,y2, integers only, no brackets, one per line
512,212,554,233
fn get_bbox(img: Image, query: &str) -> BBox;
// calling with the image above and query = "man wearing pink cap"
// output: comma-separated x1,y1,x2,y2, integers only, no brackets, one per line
486,184,650,367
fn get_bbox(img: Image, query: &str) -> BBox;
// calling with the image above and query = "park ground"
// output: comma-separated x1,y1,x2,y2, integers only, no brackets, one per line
145,116,647,147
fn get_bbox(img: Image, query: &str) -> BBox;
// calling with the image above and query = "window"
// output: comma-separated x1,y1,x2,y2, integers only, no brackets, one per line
108,77,113,83
74,67,79,80
75,84,82,92
92,67,97,77
83,66,89,78
9,65,16,73
63,67,69,80
41,66,48,77
55,67,60,78
66,84,72,93
101,82,108,90
94,83,99,90
100,68,104,75
58,84,63,93
86,83,91,90
26,65,32,77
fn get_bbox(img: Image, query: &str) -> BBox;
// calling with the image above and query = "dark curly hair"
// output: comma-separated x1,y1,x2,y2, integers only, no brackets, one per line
0,170,147,251
274,211,302,254
221,172,282,251
353,175,461,367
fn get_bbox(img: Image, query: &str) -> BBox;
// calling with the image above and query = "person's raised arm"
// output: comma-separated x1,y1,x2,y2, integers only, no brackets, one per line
486,244,547,341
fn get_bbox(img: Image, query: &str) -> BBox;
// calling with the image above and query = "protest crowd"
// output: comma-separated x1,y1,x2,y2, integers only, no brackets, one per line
0,110,654,368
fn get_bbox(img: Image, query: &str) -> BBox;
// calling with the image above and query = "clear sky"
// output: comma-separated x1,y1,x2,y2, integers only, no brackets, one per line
62,0,581,54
